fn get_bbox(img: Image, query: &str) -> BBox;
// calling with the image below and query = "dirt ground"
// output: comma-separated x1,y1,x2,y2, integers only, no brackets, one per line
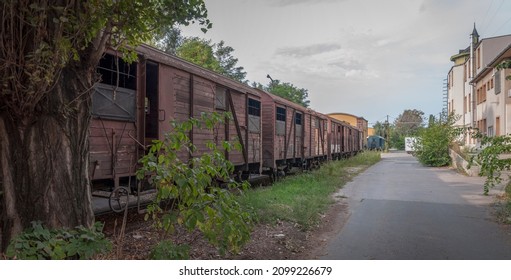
96,196,351,260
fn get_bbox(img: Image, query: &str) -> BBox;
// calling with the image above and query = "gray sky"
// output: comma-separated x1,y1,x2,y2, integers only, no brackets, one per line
181,0,511,125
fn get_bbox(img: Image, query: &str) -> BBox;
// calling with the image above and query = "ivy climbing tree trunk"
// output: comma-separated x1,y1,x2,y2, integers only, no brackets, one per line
0,62,96,252
0,0,210,253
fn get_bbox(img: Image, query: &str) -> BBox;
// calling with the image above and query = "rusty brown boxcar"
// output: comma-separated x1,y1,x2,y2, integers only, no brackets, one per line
326,116,346,160
326,116,363,160
89,44,263,191
258,89,329,177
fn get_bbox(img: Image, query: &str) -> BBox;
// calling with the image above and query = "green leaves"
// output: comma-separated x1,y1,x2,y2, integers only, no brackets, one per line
2,0,210,119
137,112,254,257
471,134,511,195
6,222,111,260
266,80,310,107
415,113,460,167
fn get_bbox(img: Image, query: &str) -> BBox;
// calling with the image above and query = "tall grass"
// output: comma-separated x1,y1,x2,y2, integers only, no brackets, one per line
238,151,381,229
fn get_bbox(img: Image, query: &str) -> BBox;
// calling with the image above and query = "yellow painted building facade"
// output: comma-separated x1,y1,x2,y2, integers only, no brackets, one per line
328,112,368,145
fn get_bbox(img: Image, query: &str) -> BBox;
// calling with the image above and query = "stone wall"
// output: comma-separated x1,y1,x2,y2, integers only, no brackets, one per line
449,149,480,177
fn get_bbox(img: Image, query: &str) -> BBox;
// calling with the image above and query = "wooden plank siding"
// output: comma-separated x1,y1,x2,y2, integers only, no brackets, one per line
89,119,138,181
153,51,261,172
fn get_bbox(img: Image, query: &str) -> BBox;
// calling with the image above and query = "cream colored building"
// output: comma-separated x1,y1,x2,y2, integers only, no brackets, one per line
471,44,511,138
327,112,368,142
447,25,511,145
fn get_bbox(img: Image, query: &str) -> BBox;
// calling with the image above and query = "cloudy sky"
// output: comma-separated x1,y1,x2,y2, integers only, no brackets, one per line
180,0,511,125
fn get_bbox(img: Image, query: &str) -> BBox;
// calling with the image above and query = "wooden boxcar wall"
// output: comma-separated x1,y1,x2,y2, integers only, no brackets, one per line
152,54,262,173
90,54,141,188
261,90,328,170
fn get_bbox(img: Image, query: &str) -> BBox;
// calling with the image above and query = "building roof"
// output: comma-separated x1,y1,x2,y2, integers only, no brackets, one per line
471,43,511,83
472,23,479,39
327,112,367,122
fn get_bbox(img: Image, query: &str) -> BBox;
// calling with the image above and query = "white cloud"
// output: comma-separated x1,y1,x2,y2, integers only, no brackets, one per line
180,0,511,123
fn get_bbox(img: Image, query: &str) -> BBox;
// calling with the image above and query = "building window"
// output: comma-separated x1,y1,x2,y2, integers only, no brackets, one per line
464,64,467,82
495,70,501,94
463,96,467,114
483,84,487,102
477,48,481,69
488,126,494,137
496,116,501,136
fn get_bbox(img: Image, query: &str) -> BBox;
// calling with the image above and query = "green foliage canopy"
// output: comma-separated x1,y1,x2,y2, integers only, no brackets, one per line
391,109,424,149
177,37,222,72
266,79,310,108
175,38,247,83
415,113,460,167
0,0,211,119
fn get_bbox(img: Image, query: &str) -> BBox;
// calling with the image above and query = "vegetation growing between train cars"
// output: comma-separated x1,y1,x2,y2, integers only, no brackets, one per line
238,152,381,229
137,112,254,257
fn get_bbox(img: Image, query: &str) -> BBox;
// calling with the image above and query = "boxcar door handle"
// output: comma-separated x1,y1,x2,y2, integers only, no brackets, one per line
159,110,165,121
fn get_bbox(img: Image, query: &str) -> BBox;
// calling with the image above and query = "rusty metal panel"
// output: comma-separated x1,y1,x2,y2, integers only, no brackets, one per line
92,83,136,122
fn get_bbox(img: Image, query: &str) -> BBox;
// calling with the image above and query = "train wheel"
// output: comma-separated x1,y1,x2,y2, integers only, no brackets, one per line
109,187,130,213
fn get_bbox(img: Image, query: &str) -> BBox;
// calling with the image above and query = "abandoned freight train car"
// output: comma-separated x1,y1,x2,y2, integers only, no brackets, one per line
258,89,329,176
90,44,263,191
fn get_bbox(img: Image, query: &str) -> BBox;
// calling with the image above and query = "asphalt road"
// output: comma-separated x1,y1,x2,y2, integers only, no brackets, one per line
321,151,511,260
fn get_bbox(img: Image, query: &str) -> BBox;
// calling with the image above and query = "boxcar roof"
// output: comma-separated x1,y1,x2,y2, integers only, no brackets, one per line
256,89,311,112
136,44,260,98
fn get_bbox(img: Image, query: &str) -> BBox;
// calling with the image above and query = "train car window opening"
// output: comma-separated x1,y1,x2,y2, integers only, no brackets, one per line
145,97,150,115
276,107,286,121
248,98,261,133
295,113,302,125
314,117,319,128
93,54,137,121
248,98,261,116
295,112,303,137
97,53,137,90
276,106,286,135
145,61,159,139
215,86,227,110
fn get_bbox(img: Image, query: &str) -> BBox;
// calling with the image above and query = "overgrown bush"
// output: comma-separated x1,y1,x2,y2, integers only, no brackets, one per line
415,114,460,167
137,112,254,258
6,221,111,260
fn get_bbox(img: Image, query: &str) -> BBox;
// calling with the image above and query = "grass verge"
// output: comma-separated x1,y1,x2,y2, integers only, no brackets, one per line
238,151,381,229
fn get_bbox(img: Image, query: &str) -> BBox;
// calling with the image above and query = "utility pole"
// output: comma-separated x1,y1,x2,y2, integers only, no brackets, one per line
384,115,390,152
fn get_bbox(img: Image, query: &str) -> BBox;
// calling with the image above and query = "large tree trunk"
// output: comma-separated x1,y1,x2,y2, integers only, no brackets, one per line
0,63,95,252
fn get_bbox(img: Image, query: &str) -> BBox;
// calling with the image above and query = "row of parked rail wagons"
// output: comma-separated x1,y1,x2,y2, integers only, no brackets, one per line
90,44,263,189
89,44,364,189
259,90,329,175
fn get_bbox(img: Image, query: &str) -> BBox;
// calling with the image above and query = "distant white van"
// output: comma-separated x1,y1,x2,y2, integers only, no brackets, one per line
405,137,418,154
